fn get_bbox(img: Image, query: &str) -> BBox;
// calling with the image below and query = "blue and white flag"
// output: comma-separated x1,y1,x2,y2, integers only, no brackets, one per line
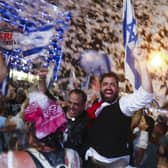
123,0,140,90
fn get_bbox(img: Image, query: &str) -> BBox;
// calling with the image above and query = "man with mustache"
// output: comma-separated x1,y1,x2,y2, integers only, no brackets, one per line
63,89,89,164
85,49,153,168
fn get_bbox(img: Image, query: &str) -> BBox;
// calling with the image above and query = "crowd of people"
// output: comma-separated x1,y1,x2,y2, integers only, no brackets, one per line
0,48,168,168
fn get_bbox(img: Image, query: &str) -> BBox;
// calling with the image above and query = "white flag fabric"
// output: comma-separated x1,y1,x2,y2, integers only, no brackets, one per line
0,56,10,96
123,0,140,90
68,69,78,90
81,74,91,91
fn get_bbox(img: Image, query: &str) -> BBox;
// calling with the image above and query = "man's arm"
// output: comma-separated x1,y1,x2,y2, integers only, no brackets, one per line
134,48,153,93
120,48,153,116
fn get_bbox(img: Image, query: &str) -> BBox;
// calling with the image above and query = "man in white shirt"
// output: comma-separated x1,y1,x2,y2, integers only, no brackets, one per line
85,49,153,168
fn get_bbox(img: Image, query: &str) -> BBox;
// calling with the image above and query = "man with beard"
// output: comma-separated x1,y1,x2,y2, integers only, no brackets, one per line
85,49,153,168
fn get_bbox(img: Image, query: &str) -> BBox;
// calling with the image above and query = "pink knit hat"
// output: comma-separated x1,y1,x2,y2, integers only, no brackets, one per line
24,91,67,139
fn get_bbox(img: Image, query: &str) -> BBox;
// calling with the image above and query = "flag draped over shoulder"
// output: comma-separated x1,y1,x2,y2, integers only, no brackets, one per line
123,0,140,90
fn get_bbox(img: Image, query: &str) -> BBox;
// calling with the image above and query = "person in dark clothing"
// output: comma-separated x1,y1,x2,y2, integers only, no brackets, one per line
85,49,154,168
63,89,89,161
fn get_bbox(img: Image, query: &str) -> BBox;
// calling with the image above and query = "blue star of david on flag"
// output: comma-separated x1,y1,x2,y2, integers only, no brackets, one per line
127,18,137,43
123,0,140,90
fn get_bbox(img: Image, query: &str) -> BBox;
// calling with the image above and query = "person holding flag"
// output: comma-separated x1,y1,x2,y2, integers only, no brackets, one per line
84,0,154,167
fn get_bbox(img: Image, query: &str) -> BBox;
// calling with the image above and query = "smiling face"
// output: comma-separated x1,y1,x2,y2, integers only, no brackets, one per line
67,92,85,119
100,76,119,103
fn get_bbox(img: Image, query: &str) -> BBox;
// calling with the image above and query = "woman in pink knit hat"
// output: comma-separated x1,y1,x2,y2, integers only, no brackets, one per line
0,90,81,168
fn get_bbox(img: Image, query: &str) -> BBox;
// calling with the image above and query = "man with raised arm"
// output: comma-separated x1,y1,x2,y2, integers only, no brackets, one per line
85,48,153,168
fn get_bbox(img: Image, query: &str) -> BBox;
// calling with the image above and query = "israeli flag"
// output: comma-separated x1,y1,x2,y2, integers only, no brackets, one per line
123,0,140,90
0,76,9,96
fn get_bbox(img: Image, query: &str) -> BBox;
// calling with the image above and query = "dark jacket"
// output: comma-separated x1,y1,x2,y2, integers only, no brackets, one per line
64,111,89,158
87,100,132,158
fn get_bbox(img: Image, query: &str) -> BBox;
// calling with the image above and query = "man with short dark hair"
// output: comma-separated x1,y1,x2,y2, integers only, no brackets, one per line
64,89,89,161
85,49,153,168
